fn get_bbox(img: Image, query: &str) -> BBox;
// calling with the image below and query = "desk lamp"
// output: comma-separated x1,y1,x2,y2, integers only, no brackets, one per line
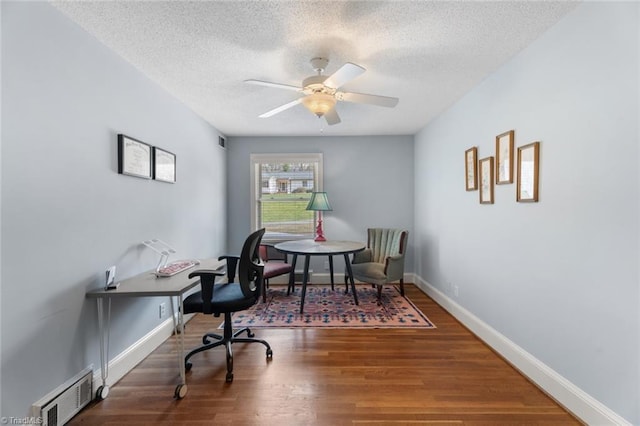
306,192,332,242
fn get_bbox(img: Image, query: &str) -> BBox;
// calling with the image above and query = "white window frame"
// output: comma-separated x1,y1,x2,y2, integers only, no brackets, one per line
250,153,323,243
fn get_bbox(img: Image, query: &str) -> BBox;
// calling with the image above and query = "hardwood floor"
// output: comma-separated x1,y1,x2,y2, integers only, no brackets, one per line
70,285,581,425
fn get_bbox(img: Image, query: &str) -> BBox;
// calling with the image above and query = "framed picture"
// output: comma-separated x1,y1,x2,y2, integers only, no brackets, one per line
153,147,176,183
479,156,494,204
495,130,514,184
517,142,540,202
118,134,152,179
465,147,478,191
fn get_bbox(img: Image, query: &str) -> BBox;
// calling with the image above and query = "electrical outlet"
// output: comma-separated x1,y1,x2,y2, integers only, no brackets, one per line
453,285,459,297
324,261,330,271
159,302,166,319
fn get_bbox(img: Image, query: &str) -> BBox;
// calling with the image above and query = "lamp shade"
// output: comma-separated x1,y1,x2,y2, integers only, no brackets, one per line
301,93,336,117
306,192,332,211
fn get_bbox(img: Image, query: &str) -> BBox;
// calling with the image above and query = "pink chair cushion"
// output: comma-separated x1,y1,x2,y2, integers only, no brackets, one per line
263,261,293,279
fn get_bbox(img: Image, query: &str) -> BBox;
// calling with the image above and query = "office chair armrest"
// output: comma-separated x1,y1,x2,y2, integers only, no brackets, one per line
188,269,225,315
383,254,405,280
188,269,226,279
218,254,240,282
352,248,372,264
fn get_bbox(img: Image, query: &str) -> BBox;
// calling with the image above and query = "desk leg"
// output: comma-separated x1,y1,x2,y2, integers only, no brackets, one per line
299,255,310,314
169,298,177,334
174,294,188,399
343,254,359,306
328,255,334,290
287,254,298,295
95,297,111,400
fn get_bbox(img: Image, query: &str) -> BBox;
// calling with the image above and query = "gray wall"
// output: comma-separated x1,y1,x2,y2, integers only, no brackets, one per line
1,2,226,416
414,2,639,423
226,135,414,275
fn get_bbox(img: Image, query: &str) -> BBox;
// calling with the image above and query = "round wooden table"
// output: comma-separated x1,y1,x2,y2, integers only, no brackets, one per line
274,239,365,313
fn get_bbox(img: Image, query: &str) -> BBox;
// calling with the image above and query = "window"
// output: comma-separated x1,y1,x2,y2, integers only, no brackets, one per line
250,153,323,242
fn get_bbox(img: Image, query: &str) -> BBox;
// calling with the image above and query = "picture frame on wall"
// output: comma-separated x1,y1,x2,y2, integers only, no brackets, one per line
465,147,478,191
479,156,494,204
517,142,540,202
496,130,514,184
118,134,152,179
153,147,176,183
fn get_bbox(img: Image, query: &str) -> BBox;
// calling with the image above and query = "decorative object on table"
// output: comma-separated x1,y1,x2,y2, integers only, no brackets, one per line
517,141,541,202
465,147,478,191
496,130,514,184
142,239,198,277
153,147,176,183
227,285,435,329
306,191,332,242
183,228,273,382
118,134,152,179
104,265,119,290
349,228,409,299
479,156,495,204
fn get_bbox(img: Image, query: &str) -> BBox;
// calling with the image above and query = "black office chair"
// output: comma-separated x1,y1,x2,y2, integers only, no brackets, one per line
183,228,273,382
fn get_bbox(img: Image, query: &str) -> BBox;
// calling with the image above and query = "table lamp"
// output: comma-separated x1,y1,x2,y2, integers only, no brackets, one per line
306,192,332,242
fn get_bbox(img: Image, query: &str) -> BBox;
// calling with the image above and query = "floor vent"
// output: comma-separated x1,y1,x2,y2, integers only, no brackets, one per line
31,366,93,426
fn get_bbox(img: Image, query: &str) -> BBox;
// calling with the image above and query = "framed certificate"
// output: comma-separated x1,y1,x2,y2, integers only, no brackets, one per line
153,147,176,183
118,134,152,179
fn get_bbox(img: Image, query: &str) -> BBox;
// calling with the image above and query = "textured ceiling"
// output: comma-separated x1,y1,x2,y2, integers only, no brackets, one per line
52,1,578,137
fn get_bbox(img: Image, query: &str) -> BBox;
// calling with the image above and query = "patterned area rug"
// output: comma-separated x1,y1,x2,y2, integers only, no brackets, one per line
229,285,435,328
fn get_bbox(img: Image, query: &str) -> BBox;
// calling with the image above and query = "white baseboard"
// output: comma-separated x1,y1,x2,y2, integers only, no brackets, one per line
92,313,194,390
411,273,630,426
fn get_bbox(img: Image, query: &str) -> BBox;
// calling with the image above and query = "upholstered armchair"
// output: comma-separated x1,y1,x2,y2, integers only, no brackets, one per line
259,244,293,302
348,228,409,300
217,244,293,303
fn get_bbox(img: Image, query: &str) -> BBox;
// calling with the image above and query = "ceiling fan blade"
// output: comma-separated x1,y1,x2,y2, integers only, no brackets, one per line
336,91,399,108
323,63,365,89
259,98,302,118
245,79,302,92
324,107,341,126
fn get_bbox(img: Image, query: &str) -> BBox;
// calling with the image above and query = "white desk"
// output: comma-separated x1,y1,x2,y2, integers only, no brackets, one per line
86,258,224,400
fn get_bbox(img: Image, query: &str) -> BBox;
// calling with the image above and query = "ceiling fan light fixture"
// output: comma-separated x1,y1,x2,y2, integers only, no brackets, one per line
248,57,398,125
301,93,336,117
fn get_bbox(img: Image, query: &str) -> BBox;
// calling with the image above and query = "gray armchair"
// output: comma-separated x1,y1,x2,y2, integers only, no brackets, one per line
348,228,409,300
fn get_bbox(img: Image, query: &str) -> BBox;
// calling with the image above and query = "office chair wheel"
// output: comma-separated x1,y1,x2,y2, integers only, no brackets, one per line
174,384,188,399
185,362,192,372
95,385,109,400
266,348,273,358
225,372,233,382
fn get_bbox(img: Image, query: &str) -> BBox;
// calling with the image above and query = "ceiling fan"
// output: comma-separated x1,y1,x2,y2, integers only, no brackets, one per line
245,57,399,126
